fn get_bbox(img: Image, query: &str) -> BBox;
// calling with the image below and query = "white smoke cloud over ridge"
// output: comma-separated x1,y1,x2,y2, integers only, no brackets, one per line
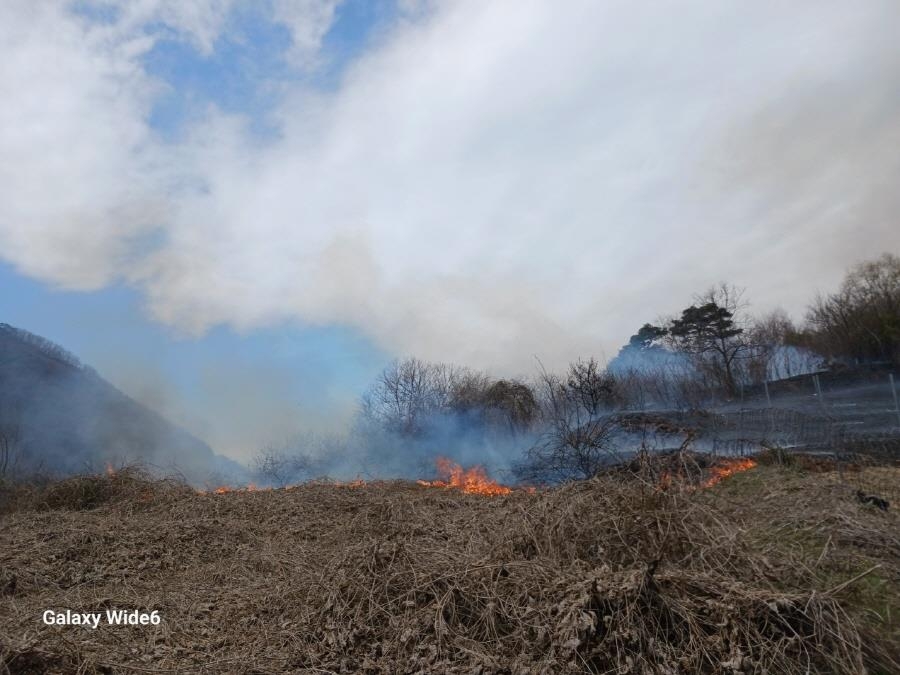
2,0,900,371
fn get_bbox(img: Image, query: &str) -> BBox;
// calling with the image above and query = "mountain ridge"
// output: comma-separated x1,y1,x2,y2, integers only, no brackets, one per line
0,323,245,484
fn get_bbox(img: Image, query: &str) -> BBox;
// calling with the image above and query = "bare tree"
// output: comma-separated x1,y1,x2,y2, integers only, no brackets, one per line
807,253,900,366
748,309,821,382
359,358,451,436
359,357,539,437
0,400,24,480
0,419,21,479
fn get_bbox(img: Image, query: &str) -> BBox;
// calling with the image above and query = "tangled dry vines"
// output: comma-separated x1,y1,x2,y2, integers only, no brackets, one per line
1,462,897,673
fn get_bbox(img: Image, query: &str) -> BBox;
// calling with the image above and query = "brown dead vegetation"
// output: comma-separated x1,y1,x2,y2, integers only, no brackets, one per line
1,463,898,674
0,467,194,515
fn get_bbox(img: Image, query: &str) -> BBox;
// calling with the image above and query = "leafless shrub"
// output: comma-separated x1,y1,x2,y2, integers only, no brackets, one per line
519,362,627,482
251,444,318,487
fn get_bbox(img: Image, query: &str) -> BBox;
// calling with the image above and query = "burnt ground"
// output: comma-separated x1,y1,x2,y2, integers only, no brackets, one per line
1,464,898,674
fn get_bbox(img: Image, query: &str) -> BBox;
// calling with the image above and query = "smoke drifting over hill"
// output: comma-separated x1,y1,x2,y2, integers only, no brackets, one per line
0,324,244,483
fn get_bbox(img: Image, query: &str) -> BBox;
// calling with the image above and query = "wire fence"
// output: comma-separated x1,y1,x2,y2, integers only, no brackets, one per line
691,370,900,504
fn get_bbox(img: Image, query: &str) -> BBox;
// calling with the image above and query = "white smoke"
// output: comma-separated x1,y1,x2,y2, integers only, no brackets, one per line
2,0,900,372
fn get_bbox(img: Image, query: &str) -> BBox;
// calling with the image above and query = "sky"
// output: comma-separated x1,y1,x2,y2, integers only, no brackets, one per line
2,0,899,459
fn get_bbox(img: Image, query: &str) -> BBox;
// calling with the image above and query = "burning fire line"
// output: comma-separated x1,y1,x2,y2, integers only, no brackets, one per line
659,457,757,491
106,455,748,497
416,457,514,496
199,458,519,497
701,457,757,488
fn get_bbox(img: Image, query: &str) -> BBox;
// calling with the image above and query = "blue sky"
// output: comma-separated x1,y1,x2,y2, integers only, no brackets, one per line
145,1,390,136
0,258,386,457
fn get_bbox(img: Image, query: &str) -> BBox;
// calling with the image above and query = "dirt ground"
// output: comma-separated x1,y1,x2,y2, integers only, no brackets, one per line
1,464,898,674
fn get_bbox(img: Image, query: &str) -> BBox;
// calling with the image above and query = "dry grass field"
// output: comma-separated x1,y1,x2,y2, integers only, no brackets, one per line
1,460,898,674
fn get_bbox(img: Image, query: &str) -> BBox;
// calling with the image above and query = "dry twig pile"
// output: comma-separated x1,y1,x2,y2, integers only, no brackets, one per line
1,463,897,673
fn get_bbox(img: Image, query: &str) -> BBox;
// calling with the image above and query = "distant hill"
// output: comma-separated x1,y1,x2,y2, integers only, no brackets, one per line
0,323,245,484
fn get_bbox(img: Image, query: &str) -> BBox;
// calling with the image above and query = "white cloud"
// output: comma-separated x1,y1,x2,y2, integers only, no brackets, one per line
0,2,164,289
107,0,234,54
2,0,900,373
272,0,342,68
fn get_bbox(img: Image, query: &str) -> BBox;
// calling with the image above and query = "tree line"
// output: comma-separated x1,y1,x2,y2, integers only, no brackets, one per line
252,253,899,485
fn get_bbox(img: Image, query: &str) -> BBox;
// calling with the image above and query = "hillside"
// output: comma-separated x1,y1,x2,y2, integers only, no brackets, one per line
0,324,243,484
1,460,897,673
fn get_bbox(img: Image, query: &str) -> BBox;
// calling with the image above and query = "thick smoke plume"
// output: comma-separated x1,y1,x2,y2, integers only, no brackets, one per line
2,1,900,371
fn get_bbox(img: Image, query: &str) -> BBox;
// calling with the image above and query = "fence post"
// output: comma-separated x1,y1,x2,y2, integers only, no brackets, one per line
764,380,774,433
890,373,900,429
814,374,826,411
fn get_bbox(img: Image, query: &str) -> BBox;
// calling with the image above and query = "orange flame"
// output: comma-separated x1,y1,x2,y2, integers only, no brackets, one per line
198,464,521,497
208,483,266,494
417,457,513,496
105,462,115,477
702,457,757,488
657,456,757,492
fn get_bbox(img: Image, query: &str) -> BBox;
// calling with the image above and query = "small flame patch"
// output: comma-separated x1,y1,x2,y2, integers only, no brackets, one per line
701,457,757,488
417,457,513,496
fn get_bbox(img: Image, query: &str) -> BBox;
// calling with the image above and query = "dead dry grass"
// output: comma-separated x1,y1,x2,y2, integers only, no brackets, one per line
1,463,898,674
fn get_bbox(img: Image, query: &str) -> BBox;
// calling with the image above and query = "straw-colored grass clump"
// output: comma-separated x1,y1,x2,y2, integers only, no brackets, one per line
1,463,897,673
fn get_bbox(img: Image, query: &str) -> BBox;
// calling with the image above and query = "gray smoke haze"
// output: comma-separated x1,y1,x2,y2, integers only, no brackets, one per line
1,0,900,376
0,324,247,483
102,359,354,461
